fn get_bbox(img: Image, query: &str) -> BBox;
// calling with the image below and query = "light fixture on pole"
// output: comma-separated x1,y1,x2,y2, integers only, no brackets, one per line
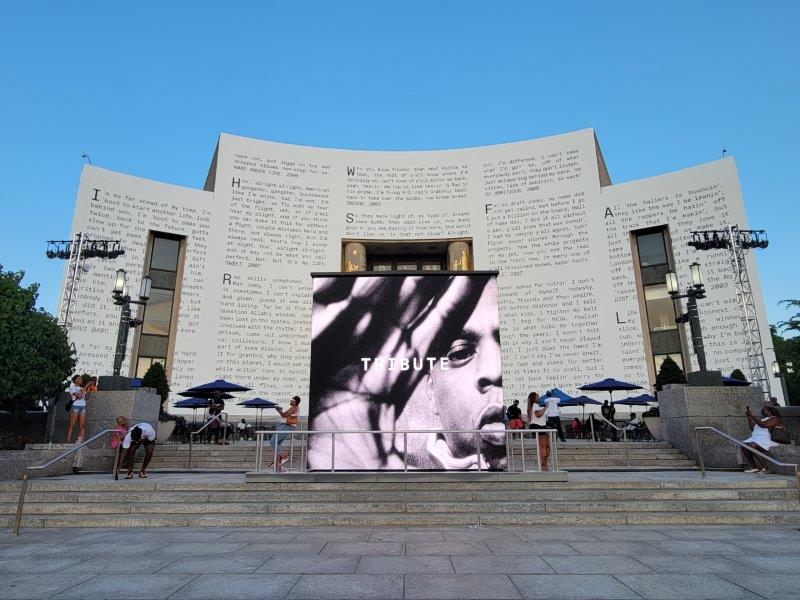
666,263,708,372
111,272,152,377
772,360,794,405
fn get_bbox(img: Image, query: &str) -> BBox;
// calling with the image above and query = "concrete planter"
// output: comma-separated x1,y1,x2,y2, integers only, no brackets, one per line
643,417,662,441
156,420,176,444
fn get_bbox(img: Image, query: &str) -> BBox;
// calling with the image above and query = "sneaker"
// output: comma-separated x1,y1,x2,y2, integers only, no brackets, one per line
744,468,759,473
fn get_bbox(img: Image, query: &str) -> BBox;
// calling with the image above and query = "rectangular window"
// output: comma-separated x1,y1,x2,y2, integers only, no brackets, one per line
142,288,174,336
654,353,684,373
644,284,677,332
151,237,181,271
136,357,164,379
637,232,668,267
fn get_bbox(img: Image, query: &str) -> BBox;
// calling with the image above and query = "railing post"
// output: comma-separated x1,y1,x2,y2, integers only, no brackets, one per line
474,432,481,471
551,430,559,472
288,431,295,472
403,432,408,472
330,432,335,472
188,431,193,469
694,427,707,478
273,432,279,473
520,430,526,472
113,444,121,481
13,470,30,535
622,428,630,467
589,416,595,441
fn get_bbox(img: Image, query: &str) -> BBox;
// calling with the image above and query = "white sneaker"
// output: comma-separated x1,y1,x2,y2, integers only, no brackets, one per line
744,468,759,473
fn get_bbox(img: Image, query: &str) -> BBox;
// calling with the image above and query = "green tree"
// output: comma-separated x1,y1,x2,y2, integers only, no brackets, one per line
729,369,748,382
141,361,172,420
0,265,75,415
778,299,800,335
655,356,686,391
771,324,799,406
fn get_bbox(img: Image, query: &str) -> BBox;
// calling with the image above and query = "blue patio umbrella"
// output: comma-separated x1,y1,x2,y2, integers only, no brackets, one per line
173,397,210,423
578,378,644,404
614,393,656,407
185,379,252,393
237,397,279,427
722,376,751,387
538,387,574,405
559,395,603,407
558,394,603,422
177,390,235,400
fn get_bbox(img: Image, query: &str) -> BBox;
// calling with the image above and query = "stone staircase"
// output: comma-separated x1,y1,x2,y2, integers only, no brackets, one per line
144,441,696,471
2,475,798,528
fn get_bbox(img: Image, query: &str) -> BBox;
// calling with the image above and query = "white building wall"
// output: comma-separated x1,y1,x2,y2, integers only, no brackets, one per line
63,129,782,414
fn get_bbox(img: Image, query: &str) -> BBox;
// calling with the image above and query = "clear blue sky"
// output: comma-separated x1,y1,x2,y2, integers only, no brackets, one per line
1,1,797,331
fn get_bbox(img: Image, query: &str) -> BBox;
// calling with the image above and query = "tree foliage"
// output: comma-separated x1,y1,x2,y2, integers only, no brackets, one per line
771,324,799,406
0,265,75,414
655,356,686,391
778,299,800,335
141,361,172,420
729,369,748,382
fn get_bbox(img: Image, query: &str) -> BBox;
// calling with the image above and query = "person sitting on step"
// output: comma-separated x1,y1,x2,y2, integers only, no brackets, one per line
741,405,781,474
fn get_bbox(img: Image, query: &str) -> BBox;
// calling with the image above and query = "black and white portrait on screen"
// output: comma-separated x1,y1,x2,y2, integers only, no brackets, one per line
307,272,505,470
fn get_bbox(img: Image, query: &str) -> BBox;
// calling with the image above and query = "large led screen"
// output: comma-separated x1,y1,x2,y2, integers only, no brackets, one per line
308,272,505,470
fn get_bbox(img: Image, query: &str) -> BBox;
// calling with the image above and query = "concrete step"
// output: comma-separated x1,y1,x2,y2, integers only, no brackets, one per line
8,510,800,529
5,486,796,504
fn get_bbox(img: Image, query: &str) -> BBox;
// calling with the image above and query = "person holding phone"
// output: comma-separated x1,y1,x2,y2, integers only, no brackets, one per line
741,405,781,473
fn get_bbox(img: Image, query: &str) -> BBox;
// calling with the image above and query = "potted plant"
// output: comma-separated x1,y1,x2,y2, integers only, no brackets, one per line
141,362,176,444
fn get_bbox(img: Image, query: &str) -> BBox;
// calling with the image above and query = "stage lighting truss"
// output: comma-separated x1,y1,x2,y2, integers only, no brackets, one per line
687,225,771,401
45,233,126,335
46,239,125,260
688,229,769,251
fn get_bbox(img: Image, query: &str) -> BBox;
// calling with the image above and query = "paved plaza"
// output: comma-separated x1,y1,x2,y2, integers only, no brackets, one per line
2,523,799,599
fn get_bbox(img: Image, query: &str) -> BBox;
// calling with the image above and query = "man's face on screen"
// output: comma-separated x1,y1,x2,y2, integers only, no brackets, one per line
427,278,503,458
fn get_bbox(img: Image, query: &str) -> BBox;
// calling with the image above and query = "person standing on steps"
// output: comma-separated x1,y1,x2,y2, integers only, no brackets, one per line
268,396,300,471
543,390,566,443
65,375,87,443
526,392,551,471
121,422,157,479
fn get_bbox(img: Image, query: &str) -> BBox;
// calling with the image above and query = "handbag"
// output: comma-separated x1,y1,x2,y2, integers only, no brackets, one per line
64,400,74,413
771,424,790,445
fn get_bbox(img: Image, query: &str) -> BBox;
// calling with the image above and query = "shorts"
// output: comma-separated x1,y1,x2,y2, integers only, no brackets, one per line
71,405,86,415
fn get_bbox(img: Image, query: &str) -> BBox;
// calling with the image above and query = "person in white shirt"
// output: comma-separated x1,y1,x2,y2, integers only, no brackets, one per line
626,414,641,430
543,391,566,443
526,392,551,471
121,422,157,479
65,375,86,443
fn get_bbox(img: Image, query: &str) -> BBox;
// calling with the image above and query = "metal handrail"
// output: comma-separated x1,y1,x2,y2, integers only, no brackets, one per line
594,413,630,467
253,427,558,474
13,428,121,535
188,412,228,468
694,426,800,504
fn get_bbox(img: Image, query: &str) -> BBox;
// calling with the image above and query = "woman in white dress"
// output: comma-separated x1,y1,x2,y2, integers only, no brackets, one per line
741,405,781,473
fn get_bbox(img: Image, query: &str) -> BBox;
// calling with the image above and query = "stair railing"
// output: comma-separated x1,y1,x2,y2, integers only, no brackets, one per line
253,427,559,474
188,412,228,468
13,428,120,535
594,413,630,467
694,426,800,504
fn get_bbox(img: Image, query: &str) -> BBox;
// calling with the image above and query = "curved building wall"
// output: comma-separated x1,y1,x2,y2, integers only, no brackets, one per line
63,128,782,412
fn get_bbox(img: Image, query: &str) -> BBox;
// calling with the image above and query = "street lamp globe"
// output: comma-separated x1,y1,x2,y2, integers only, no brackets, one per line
113,269,127,296
690,262,704,288
138,276,152,301
665,270,679,295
